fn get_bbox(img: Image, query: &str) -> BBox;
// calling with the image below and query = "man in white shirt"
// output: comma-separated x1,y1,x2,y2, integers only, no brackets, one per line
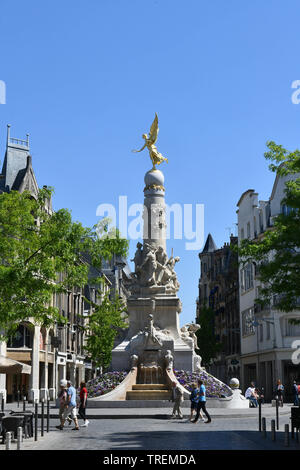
245,382,258,407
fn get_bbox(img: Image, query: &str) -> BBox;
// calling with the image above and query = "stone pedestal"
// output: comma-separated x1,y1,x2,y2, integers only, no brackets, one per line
30,388,39,403
40,388,48,401
48,388,56,400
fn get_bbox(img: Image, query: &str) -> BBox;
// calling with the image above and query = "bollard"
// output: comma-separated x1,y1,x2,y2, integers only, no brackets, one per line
23,395,26,411
5,432,11,450
284,424,290,447
271,419,276,441
276,398,279,430
17,426,22,450
47,398,50,433
262,417,266,438
34,400,38,441
41,398,44,437
258,398,262,431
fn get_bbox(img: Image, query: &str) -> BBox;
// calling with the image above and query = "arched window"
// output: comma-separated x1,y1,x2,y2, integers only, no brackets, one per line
8,323,33,348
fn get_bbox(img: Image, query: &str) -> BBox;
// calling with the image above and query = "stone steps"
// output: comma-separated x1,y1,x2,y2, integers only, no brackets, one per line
127,383,172,401
132,384,169,391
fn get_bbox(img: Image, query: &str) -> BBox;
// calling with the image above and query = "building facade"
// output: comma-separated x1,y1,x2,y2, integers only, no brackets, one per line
0,125,128,402
196,233,240,384
237,170,300,401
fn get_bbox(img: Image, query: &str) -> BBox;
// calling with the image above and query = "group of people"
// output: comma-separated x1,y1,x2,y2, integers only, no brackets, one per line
245,379,300,407
56,380,89,431
244,382,264,407
171,380,212,423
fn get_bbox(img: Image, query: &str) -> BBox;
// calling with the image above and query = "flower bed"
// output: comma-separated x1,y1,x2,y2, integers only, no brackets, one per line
87,371,128,398
87,369,231,399
174,370,232,398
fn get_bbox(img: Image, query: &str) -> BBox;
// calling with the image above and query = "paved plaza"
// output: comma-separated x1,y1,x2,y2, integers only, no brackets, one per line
1,403,299,451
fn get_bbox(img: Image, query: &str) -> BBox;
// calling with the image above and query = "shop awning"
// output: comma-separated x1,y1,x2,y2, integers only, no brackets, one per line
0,355,31,374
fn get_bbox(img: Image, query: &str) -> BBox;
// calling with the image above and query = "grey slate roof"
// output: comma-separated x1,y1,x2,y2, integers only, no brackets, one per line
202,233,217,253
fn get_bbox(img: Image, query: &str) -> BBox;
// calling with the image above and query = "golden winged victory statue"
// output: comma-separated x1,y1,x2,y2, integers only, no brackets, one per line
132,113,168,170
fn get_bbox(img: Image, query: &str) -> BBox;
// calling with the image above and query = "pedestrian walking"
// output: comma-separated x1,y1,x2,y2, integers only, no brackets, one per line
189,382,205,422
56,380,79,431
292,381,299,406
276,379,284,407
171,381,184,419
56,379,68,429
191,379,211,424
78,381,89,427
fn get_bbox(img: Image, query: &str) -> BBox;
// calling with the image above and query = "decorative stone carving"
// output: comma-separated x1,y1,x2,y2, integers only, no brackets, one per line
130,354,139,369
139,243,157,286
164,350,174,370
180,326,194,348
181,323,200,350
130,242,143,280
193,354,202,372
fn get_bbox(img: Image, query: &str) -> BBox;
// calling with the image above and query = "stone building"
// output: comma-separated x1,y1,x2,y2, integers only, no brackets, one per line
0,125,121,402
196,233,240,383
237,169,300,401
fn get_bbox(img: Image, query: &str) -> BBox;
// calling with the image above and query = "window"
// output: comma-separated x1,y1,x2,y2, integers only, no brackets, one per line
254,216,257,238
8,324,33,348
242,307,255,336
266,321,271,340
241,263,254,292
285,319,300,337
240,228,244,240
247,222,251,239
259,211,263,233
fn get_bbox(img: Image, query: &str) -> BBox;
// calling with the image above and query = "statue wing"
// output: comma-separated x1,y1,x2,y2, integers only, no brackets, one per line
149,113,159,144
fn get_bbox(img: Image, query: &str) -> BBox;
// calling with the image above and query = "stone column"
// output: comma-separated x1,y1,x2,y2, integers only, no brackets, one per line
69,364,76,386
143,169,166,252
40,330,49,401
78,364,85,384
30,325,40,402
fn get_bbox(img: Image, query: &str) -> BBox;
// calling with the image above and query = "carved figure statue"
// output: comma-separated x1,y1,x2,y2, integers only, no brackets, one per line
193,354,202,372
186,323,201,350
181,323,201,350
164,350,174,370
139,243,157,286
130,242,143,278
132,113,168,170
155,246,168,284
130,354,139,369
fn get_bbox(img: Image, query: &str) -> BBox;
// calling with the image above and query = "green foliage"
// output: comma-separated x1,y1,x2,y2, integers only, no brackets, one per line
238,141,300,312
83,294,128,369
196,306,223,367
0,188,129,338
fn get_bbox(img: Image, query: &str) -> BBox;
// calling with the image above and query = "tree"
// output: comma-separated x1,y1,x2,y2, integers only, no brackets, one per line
238,141,300,313
196,306,223,367
82,294,128,369
0,188,129,338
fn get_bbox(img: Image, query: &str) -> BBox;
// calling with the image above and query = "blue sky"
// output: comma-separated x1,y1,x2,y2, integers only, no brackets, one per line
1,0,300,326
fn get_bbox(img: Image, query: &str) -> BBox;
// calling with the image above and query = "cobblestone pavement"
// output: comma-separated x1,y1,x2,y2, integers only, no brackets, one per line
1,406,299,451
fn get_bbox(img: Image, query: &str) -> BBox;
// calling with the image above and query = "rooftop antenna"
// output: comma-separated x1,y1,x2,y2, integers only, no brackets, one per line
6,124,11,147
